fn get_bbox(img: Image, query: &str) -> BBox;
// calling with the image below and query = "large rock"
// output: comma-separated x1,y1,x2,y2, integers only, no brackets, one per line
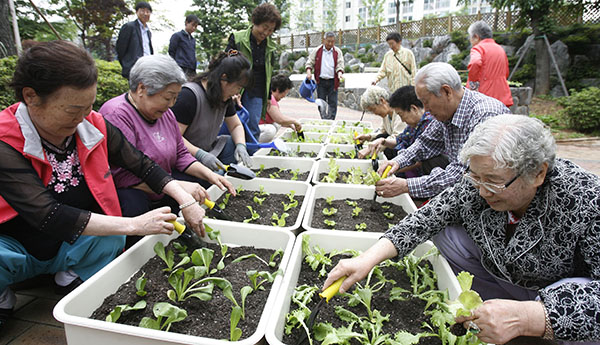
293,57,307,72
279,51,291,69
501,45,516,57
510,87,533,106
432,43,460,63
412,46,433,66
344,52,354,64
432,35,451,54
516,35,534,60
581,79,600,88
373,43,389,62
550,40,570,77
550,85,568,98
357,47,366,55
573,55,589,65
348,58,361,66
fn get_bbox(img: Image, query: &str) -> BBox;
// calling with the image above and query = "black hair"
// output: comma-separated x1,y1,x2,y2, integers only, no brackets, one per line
11,40,97,103
193,51,253,108
135,1,152,12
252,3,282,31
271,74,293,93
386,32,402,43
186,14,199,24
389,85,423,111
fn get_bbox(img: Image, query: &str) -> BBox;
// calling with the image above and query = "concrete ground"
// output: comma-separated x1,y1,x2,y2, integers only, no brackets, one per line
1,97,598,345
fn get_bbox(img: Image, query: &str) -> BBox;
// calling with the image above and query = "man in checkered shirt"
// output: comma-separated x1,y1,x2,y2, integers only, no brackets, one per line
376,62,511,199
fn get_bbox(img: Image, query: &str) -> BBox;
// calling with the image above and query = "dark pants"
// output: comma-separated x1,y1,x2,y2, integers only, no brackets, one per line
180,66,196,80
317,78,338,120
118,171,209,249
421,154,450,174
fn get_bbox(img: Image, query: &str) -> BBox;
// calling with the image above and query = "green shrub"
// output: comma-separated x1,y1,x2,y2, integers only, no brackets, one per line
558,87,600,132
341,47,349,54
448,49,469,71
0,56,17,109
511,63,536,84
422,39,432,48
344,65,352,73
371,61,381,67
450,30,468,51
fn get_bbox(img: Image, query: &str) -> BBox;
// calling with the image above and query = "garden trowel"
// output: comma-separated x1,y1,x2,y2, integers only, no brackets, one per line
353,131,363,156
223,163,255,180
370,149,379,172
371,165,392,211
296,129,306,141
168,220,205,249
295,276,347,345
203,199,232,221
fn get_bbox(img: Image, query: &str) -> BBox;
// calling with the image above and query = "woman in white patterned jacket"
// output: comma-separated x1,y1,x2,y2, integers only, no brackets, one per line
325,114,600,344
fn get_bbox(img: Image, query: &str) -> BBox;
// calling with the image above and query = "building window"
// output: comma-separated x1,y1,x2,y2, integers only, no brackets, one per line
345,15,351,22
402,15,413,21
402,0,413,13
424,0,434,11
358,7,367,20
436,0,450,9
388,17,396,24
346,1,351,8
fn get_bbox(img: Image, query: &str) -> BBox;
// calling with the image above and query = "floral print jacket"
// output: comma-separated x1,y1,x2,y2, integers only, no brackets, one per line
383,159,600,341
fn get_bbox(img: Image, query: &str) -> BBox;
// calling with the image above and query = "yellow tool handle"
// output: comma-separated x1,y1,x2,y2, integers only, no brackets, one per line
353,131,361,145
168,220,186,234
319,276,346,302
381,165,392,179
203,199,215,210
370,150,378,160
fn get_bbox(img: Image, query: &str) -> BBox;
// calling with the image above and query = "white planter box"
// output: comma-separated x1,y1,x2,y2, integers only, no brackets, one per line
298,125,331,135
302,183,416,233
330,125,374,136
250,156,317,183
334,119,373,129
327,133,355,145
319,144,385,160
54,223,295,345
311,158,376,185
298,118,335,127
253,142,324,159
205,177,311,234
265,231,461,345
279,129,327,144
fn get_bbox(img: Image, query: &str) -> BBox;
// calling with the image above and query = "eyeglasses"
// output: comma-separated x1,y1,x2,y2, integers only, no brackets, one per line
226,49,239,57
463,171,520,194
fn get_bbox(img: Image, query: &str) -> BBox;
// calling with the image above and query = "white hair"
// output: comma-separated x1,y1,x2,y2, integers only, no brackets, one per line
460,114,556,182
414,62,462,96
360,86,389,110
468,21,493,40
129,55,186,95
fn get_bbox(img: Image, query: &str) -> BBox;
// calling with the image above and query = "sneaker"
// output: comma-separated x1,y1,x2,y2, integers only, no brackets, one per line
0,308,13,332
54,277,84,296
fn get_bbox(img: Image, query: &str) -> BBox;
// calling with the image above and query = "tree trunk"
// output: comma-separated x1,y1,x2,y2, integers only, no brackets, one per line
531,17,549,95
0,0,17,57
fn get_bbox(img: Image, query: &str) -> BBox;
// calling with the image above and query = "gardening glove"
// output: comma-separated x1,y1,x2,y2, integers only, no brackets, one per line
195,149,225,172
234,143,252,168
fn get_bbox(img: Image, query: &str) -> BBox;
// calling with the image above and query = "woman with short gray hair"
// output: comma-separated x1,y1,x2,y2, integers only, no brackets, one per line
99,54,235,249
356,86,405,159
325,114,600,344
466,20,513,107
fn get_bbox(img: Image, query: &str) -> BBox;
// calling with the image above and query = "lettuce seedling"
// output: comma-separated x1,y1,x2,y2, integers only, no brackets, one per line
257,185,269,197
243,205,260,223
355,223,367,231
153,242,190,273
345,200,358,207
236,185,244,193
302,237,332,277
139,302,187,332
271,212,289,226
232,253,270,267
218,193,231,210
257,164,265,176
324,219,336,228
135,273,148,297
447,271,484,318
191,247,217,275
230,305,243,341
167,266,214,302
347,149,357,159
326,196,335,205
291,169,300,181
269,171,280,179
383,212,395,219
322,207,338,216
253,195,266,205
246,269,281,291
352,206,362,217
106,300,146,323
322,159,340,183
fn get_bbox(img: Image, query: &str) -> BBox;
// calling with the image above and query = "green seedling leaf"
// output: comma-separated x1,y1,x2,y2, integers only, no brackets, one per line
253,195,266,205
352,206,362,217
232,253,269,266
325,195,335,205
355,223,367,231
383,212,395,219
291,169,300,180
322,207,338,216
243,205,260,223
240,286,253,319
324,219,336,228
271,212,290,226
345,200,358,207
139,302,187,332
282,199,298,212
106,300,147,323
153,242,190,272
230,306,243,341
135,273,148,297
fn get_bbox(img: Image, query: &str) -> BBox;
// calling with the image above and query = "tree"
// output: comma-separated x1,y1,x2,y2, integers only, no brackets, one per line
323,0,338,31
272,0,290,29
191,0,261,62
0,0,17,57
293,0,315,31
364,0,385,27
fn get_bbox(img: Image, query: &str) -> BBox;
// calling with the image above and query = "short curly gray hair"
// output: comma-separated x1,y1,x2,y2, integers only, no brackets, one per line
468,21,493,40
460,114,556,182
129,55,186,95
360,86,389,111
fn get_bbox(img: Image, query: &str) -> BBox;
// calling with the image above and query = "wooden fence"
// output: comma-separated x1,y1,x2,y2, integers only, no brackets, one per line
276,3,599,51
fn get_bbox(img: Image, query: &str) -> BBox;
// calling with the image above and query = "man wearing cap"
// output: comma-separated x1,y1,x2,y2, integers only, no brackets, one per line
306,32,345,120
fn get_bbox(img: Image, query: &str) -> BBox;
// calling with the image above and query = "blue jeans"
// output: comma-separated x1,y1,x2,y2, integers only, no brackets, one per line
317,78,338,120
241,92,263,142
0,233,124,291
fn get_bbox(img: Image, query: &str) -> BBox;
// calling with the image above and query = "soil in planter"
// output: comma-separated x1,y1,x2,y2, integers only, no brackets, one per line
318,170,375,184
325,151,362,159
91,239,281,340
253,167,309,181
213,190,304,226
268,150,318,158
311,198,408,232
283,255,443,345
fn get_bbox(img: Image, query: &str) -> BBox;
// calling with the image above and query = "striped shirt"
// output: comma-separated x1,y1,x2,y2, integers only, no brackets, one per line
392,88,510,198
375,47,417,92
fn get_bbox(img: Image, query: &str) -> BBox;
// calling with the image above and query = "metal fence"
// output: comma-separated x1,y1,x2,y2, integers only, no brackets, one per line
276,3,599,51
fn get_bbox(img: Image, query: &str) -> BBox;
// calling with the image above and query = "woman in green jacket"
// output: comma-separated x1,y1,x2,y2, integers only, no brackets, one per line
226,3,281,142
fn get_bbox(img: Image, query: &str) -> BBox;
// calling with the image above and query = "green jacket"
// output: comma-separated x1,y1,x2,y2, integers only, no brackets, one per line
232,26,277,117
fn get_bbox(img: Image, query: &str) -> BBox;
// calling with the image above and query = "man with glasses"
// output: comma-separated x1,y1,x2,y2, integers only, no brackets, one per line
376,62,509,200
116,2,154,79
325,115,600,344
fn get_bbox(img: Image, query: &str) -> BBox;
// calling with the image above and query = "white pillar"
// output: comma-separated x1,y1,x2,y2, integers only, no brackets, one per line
8,0,22,54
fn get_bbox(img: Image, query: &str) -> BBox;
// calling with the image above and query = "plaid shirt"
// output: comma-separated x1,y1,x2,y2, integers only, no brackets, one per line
392,88,510,198
395,112,434,151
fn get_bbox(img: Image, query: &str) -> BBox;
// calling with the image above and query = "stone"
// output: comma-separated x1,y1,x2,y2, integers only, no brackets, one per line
581,79,600,88
510,87,533,106
373,43,389,63
432,35,451,54
501,45,516,57
344,52,354,64
515,35,534,60
573,55,589,65
550,40,569,77
432,43,460,63
412,47,433,65
348,58,361,66
514,106,529,115
293,57,307,72
357,47,366,55
550,85,567,98
279,51,291,69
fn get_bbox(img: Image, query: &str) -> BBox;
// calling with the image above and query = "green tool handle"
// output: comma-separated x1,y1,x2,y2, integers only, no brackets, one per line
319,276,346,302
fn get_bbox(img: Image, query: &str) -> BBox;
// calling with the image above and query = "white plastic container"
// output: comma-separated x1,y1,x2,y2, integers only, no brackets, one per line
334,119,374,129
205,177,311,235
327,132,355,145
279,129,328,144
298,118,335,127
253,142,324,159
311,158,376,185
319,143,385,160
302,183,417,232
330,125,374,136
298,125,331,135
54,223,295,345
250,156,317,183
265,231,461,345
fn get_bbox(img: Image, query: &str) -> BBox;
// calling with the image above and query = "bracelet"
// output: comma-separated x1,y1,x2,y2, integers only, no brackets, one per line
179,200,197,210
540,301,554,340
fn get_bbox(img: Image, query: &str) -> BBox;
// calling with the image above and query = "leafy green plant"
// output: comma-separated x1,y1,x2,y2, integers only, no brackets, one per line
271,212,290,226
291,169,300,181
257,185,269,197
166,266,214,302
282,192,299,211
355,223,367,231
324,219,336,228
253,195,266,205
135,273,148,297
236,185,244,193
246,269,281,291
139,302,187,332
345,200,358,207
322,207,338,216
230,306,243,341
243,205,260,223
558,87,600,132
383,212,395,220
326,196,335,205
191,247,217,275
321,158,340,183
446,271,484,317
153,242,190,273
231,249,283,268
106,300,147,323
218,193,231,209
269,171,281,179
352,206,362,217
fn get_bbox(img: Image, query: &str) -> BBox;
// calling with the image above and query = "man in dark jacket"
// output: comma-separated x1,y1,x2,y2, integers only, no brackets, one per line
169,15,199,79
116,2,153,79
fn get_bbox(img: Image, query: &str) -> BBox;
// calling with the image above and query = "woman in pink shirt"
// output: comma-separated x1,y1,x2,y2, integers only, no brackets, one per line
467,21,514,107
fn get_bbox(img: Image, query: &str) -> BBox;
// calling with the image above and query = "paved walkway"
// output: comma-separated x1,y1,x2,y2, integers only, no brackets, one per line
1,98,598,345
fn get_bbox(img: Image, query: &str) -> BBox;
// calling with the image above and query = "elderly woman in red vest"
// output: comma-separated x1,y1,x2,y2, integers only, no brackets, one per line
0,41,205,331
